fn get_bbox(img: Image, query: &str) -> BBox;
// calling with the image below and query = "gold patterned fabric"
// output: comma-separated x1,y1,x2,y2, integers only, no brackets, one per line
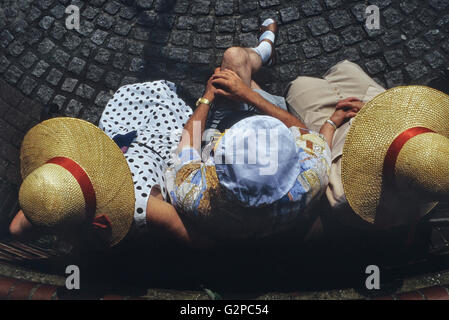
165,126,331,239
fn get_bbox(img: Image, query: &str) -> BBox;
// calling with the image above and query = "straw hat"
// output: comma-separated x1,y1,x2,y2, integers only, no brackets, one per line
19,117,135,246
342,86,449,226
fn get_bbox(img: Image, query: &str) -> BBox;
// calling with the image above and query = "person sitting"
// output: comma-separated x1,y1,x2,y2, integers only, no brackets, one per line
9,80,213,249
164,19,359,241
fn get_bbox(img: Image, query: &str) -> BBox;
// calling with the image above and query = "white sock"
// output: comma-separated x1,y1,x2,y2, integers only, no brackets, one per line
252,42,273,65
251,19,276,65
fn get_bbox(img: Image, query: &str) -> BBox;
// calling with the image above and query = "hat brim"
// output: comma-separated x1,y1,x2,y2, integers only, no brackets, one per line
342,86,449,224
20,117,135,246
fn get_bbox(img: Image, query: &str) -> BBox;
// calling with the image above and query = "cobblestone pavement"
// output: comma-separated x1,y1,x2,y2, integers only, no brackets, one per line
1,1,449,226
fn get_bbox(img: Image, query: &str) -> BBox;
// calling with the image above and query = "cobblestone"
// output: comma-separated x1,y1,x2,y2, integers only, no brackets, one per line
4,66,23,85
7,41,25,57
50,22,67,40
19,52,38,69
308,17,330,36
302,39,322,58
45,68,63,86
384,49,405,68
68,57,87,75
38,16,55,30
76,83,96,100
86,64,105,82
0,56,10,73
65,99,83,117
328,10,353,30
321,34,342,53
31,60,49,78
96,13,115,30
91,29,109,45
18,76,37,96
51,49,70,68
424,51,446,69
360,40,382,57
62,34,82,51
0,30,14,48
406,39,431,58
301,0,324,16
280,7,300,23
37,38,55,55
35,84,54,104
61,78,78,93
94,48,111,65
424,29,445,45
215,0,233,16
405,60,430,80
383,8,404,27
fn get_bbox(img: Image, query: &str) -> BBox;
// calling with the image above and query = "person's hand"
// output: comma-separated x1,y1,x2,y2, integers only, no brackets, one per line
211,68,253,103
330,97,364,128
9,210,35,239
203,67,221,102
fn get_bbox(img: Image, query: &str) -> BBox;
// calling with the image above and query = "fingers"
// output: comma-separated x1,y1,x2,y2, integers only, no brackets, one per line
337,97,360,105
336,97,362,108
215,89,231,97
223,68,239,78
343,97,360,102
211,78,230,88
345,112,358,119
336,101,363,111
212,73,231,81
212,68,240,80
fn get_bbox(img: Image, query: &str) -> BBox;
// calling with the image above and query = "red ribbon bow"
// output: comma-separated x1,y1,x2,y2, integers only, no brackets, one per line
92,214,112,242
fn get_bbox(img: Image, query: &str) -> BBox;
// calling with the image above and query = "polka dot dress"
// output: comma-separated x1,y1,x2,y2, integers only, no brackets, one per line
98,80,193,236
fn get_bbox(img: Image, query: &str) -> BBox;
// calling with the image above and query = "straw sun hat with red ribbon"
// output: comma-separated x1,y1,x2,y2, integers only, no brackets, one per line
18,117,135,246
342,86,449,227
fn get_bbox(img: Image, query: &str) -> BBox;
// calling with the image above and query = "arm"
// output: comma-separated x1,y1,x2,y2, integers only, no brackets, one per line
211,68,306,129
146,196,214,249
319,122,336,148
9,210,40,240
178,70,219,152
243,90,307,129
319,97,364,148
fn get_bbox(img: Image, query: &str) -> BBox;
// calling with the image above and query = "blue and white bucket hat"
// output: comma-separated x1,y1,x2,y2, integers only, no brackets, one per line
214,115,300,207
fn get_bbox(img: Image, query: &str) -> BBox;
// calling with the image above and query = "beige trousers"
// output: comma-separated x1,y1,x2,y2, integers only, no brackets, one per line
285,60,386,208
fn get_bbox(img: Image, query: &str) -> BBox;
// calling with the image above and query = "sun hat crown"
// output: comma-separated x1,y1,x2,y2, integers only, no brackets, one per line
19,163,87,230
394,132,449,201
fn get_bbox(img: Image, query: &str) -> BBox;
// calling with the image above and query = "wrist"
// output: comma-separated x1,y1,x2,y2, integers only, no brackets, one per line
196,97,213,108
329,116,342,128
244,88,258,104
203,91,215,103
326,119,338,130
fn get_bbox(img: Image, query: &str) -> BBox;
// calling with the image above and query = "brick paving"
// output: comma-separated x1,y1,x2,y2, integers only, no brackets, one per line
1,0,449,293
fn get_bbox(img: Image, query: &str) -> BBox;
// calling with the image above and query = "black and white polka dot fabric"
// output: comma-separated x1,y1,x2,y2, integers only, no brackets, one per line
98,80,192,236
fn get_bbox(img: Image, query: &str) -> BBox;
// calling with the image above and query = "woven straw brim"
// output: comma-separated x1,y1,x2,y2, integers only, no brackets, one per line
342,86,449,223
20,117,135,246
